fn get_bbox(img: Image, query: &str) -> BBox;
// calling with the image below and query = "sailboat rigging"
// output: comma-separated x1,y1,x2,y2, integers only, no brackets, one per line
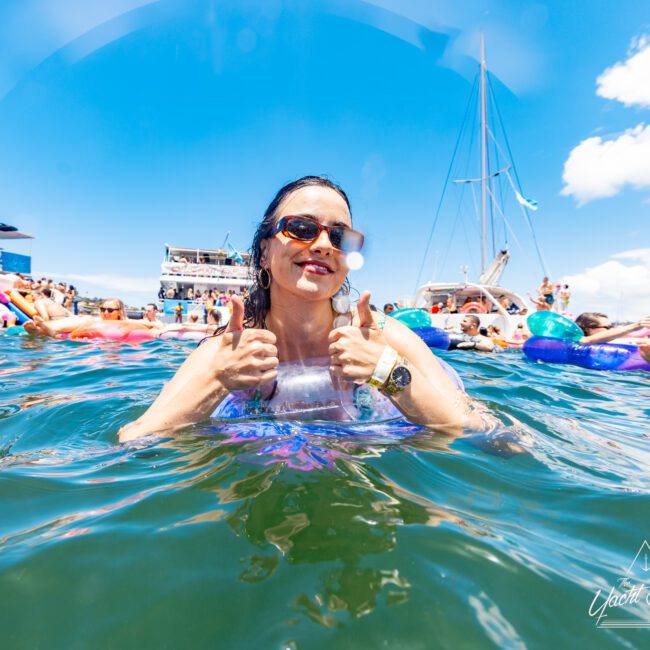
413,36,548,337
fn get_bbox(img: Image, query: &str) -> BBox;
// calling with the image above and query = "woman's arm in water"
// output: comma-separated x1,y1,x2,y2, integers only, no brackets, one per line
381,318,476,429
119,298,278,442
118,337,231,441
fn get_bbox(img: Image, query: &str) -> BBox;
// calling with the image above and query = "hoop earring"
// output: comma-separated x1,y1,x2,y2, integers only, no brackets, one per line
258,268,271,290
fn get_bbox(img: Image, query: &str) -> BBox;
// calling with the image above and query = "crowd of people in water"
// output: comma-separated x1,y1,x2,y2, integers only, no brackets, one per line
2,271,649,363
2,267,649,359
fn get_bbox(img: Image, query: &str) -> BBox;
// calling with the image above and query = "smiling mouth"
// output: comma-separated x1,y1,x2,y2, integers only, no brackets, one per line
296,261,333,275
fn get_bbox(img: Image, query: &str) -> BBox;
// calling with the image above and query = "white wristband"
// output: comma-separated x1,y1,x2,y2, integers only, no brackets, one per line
368,346,398,388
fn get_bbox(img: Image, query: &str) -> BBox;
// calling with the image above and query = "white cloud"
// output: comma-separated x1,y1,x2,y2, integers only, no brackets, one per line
39,272,158,294
561,248,650,321
596,35,650,108
562,35,650,204
561,123,650,203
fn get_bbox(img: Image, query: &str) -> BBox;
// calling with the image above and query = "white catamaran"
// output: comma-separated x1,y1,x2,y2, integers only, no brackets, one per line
413,37,548,339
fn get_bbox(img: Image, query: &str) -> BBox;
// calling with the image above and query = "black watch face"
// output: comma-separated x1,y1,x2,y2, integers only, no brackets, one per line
391,365,412,389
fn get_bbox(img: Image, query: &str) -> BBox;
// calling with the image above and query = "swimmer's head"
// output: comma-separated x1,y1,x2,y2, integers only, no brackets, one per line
99,298,125,320
461,314,480,334
575,312,611,334
143,303,158,321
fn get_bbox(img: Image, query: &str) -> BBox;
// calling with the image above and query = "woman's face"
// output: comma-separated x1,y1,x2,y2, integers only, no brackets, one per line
100,301,122,321
261,186,353,303
587,317,612,334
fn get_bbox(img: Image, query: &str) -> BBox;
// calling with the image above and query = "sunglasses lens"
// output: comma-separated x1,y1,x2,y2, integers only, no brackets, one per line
286,218,319,241
281,217,364,252
328,228,344,249
338,229,364,252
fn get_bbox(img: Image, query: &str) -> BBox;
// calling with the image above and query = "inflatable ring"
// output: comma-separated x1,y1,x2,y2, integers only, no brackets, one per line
527,311,582,341
460,302,487,314
523,336,650,372
160,328,209,341
391,308,431,329
213,355,465,421
69,321,159,343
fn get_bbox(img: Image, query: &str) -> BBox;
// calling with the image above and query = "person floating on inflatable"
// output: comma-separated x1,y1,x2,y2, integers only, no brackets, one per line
24,298,156,341
523,311,650,372
119,175,485,441
575,312,650,345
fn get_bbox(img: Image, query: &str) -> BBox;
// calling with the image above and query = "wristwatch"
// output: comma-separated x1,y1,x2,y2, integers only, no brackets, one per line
382,358,412,396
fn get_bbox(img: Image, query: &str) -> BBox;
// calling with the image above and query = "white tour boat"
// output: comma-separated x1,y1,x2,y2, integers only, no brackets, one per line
158,244,253,323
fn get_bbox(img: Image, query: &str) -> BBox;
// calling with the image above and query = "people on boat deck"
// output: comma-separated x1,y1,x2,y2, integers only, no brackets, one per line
537,276,555,307
527,292,551,311
119,175,482,442
558,284,571,312
575,312,650,345
174,302,183,323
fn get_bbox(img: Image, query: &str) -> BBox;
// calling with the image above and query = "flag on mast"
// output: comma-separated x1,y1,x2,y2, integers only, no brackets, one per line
228,243,243,264
514,189,539,211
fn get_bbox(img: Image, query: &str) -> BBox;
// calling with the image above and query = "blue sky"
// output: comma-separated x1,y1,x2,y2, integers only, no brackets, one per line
0,0,649,319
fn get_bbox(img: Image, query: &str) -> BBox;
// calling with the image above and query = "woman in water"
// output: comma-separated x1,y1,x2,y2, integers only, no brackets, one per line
25,297,134,336
120,176,478,441
576,312,650,345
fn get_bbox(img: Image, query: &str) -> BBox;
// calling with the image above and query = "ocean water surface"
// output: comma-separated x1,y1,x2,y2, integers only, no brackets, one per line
1,334,650,649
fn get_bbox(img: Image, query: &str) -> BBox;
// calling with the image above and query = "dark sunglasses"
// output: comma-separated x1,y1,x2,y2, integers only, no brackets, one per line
272,216,364,252
99,307,119,314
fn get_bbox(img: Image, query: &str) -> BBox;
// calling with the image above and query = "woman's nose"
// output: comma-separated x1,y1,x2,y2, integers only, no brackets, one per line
310,229,334,253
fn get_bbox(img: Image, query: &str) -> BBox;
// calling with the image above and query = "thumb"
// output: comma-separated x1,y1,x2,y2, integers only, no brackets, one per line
357,291,376,329
226,295,245,332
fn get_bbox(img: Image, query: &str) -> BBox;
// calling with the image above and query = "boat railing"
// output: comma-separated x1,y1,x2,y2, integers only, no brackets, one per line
161,261,250,279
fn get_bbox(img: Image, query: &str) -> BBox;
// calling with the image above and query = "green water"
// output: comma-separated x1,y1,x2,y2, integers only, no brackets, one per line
1,335,650,649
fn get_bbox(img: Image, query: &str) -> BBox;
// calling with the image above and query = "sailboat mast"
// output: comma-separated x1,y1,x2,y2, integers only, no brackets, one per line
480,34,488,275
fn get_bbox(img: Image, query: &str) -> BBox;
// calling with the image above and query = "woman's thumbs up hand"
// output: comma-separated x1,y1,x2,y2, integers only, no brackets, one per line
328,291,390,383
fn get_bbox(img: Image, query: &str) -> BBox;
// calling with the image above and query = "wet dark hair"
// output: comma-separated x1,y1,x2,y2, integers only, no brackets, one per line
575,312,608,333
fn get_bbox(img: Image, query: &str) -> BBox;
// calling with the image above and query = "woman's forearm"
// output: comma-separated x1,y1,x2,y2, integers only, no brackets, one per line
119,343,230,441
386,362,468,431
119,372,228,441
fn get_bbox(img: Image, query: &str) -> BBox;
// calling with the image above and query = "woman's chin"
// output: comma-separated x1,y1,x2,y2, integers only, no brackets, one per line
290,276,339,300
